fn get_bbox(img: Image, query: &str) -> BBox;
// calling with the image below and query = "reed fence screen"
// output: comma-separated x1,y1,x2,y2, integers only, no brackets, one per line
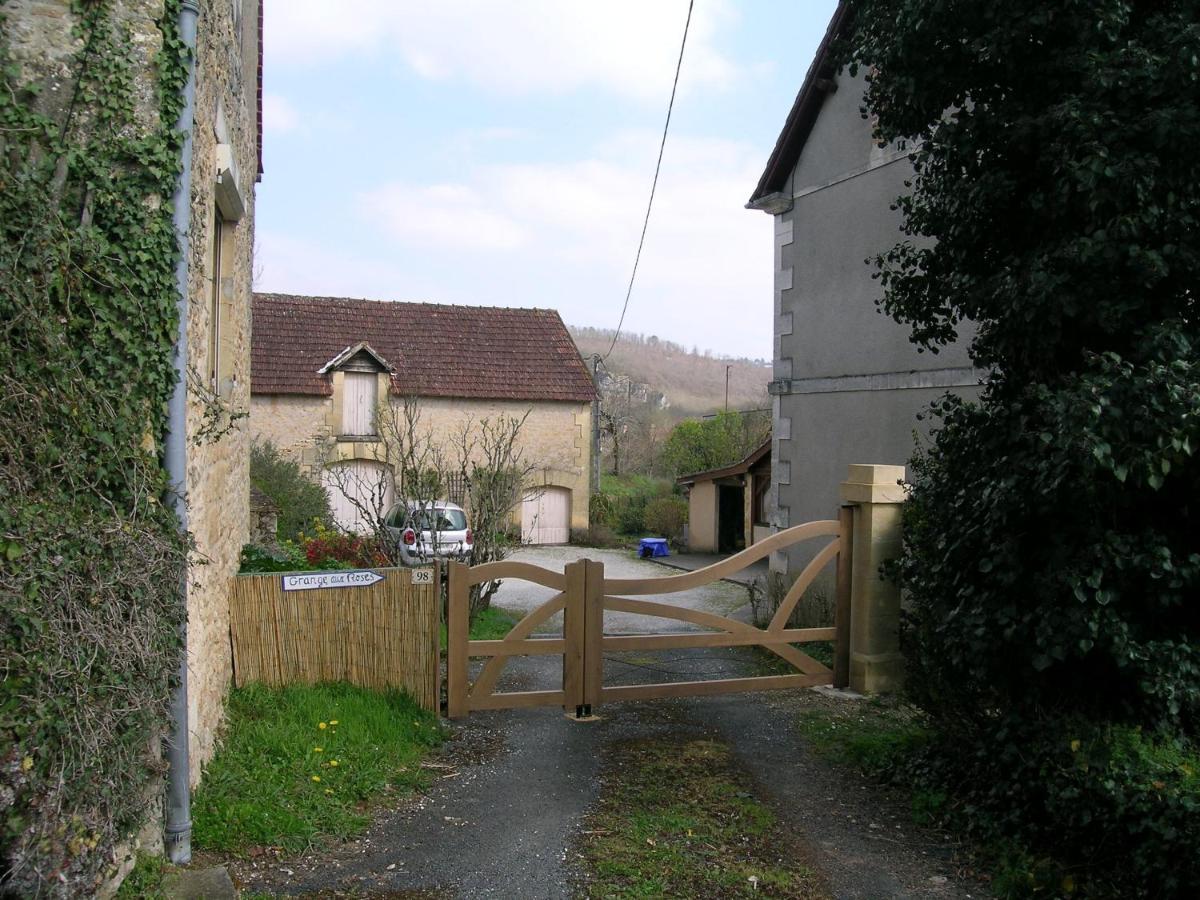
229,567,440,711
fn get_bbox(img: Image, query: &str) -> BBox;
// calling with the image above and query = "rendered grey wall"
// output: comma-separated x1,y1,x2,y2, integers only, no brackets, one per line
768,70,981,574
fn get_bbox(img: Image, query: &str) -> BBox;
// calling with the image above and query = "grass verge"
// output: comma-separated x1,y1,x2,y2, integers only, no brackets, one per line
192,682,442,855
439,604,521,651
794,698,929,779
577,737,827,899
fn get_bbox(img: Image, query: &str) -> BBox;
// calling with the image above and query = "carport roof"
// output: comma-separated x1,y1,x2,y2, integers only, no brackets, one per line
252,293,597,403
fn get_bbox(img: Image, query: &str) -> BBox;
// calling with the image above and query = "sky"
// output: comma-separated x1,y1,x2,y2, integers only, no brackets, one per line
256,1,840,362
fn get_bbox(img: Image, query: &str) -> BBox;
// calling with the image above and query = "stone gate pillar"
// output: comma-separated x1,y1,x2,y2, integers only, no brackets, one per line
840,464,906,693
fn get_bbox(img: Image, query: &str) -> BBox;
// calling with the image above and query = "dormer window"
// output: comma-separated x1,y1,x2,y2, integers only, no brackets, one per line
318,342,394,440
342,370,377,436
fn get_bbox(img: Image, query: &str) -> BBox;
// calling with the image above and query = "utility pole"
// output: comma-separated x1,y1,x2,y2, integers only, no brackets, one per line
591,354,602,495
725,364,731,412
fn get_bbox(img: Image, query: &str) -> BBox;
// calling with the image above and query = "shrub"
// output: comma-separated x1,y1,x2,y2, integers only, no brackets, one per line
299,521,388,569
844,3,1200,894
250,441,333,542
238,541,324,574
643,496,687,542
591,475,677,537
909,720,1200,898
585,523,624,549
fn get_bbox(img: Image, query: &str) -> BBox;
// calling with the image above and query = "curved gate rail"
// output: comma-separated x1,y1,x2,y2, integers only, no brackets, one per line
447,508,852,718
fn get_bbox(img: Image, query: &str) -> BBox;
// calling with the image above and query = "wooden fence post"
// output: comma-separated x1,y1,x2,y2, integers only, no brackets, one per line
839,464,906,693
447,561,469,718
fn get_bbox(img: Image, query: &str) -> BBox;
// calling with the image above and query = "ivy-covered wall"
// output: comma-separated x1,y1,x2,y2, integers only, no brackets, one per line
0,0,258,893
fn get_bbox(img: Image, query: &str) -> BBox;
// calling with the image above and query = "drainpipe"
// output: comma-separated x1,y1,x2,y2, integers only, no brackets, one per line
164,0,201,866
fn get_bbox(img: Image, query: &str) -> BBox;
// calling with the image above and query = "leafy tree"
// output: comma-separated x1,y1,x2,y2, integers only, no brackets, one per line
659,411,768,477
250,441,333,542
844,1,1200,892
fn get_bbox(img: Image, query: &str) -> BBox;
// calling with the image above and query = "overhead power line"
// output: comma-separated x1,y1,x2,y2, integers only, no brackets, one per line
603,0,695,361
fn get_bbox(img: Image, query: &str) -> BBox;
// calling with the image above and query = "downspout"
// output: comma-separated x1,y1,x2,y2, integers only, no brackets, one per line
165,0,201,866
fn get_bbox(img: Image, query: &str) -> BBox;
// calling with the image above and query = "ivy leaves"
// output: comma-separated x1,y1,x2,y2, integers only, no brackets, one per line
1,0,191,894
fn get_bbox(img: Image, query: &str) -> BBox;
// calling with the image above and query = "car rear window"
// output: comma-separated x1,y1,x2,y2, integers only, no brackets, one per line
417,508,467,531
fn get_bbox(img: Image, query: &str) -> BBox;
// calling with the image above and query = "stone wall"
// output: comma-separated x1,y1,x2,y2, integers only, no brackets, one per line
249,393,593,531
182,0,259,784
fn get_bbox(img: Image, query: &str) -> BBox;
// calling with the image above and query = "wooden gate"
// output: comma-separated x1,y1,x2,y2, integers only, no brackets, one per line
446,511,852,718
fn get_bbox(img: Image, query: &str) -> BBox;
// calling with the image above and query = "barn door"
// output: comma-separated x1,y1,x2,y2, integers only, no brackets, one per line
522,487,570,545
322,460,393,533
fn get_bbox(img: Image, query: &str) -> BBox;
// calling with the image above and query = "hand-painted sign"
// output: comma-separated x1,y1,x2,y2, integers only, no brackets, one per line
281,570,385,592
412,568,435,585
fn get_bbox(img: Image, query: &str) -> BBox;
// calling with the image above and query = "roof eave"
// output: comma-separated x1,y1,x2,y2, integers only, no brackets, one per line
747,3,851,208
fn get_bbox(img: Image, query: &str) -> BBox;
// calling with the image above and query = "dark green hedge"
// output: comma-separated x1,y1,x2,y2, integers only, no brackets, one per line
845,0,1200,894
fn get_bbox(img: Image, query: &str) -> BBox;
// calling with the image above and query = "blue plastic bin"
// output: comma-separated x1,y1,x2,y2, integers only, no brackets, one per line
638,537,670,558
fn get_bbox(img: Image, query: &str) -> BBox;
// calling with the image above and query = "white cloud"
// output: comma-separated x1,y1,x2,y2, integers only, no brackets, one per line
350,131,773,355
261,93,300,134
361,183,529,250
264,0,741,101
255,232,411,300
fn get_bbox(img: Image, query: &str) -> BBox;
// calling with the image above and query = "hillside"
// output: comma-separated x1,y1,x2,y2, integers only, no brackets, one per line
569,326,771,416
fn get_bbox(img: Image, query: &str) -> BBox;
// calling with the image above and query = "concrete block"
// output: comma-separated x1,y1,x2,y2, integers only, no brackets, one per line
162,866,236,900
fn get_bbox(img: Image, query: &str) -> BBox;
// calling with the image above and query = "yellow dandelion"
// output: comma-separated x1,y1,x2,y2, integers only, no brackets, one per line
329,720,339,725
314,747,324,753
318,722,328,730
329,760,339,767
311,775,321,782
324,788,334,795
21,756,34,772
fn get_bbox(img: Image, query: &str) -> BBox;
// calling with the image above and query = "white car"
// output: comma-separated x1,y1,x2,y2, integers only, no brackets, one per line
383,500,473,565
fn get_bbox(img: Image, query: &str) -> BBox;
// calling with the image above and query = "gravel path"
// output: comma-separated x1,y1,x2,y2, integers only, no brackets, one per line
228,548,983,899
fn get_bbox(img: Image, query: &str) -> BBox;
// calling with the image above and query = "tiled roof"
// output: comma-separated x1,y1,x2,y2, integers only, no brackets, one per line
251,293,597,403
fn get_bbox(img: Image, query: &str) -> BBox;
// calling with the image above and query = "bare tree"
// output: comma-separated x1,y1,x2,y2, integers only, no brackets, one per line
443,411,537,617
319,397,538,618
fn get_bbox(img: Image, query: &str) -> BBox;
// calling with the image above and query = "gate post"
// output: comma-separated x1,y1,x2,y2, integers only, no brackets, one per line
839,464,906,693
581,559,605,713
446,561,469,718
562,561,586,714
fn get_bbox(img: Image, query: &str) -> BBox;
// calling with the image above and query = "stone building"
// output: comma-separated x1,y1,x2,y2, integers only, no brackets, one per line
746,3,981,580
250,293,597,542
176,0,261,786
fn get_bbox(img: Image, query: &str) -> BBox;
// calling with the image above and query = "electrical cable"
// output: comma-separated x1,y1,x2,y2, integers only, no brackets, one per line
603,0,695,361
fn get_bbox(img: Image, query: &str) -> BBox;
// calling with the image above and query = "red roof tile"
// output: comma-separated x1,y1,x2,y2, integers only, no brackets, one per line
251,293,597,403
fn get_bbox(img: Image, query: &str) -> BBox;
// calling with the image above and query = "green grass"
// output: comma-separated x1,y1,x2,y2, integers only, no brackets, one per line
577,738,826,898
439,604,520,650
795,698,929,778
751,640,834,675
192,682,442,854
115,852,169,899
